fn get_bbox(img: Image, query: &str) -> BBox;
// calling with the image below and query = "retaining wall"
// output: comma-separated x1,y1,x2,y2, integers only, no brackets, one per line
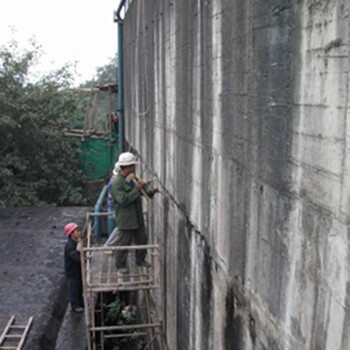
122,1,350,349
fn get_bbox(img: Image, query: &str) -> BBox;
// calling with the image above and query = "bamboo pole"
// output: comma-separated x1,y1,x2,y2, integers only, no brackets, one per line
89,323,161,332
100,293,105,350
108,88,112,143
89,278,154,287
144,288,153,349
86,285,159,293
86,215,96,350
107,254,112,285
65,133,113,141
67,128,108,135
156,248,167,350
81,234,92,350
83,244,159,251
83,80,94,138
89,86,99,131
91,290,96,350
104,332,147,339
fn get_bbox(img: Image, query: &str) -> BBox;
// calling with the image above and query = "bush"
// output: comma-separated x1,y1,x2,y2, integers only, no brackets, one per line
0,40,87,206
104,297,145,350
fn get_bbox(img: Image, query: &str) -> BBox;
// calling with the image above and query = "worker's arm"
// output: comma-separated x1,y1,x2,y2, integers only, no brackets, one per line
67,242,81,263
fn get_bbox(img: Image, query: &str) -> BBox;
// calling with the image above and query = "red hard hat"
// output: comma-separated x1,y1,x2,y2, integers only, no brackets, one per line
64,222,78,236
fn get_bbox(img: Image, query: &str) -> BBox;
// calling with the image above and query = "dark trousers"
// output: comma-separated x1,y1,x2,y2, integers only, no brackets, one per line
67,278,84,309
115,226,148,268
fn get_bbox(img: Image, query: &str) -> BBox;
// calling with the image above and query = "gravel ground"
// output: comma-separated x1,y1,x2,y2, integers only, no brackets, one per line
0,206,91,350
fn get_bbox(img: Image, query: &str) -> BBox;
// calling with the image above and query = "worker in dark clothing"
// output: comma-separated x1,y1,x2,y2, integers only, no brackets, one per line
64,222,84,312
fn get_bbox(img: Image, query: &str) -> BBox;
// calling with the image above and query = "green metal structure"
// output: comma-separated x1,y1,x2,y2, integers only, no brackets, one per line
80,138,118,181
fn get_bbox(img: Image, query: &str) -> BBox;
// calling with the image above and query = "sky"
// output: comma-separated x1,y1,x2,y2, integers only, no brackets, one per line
0,0,120,85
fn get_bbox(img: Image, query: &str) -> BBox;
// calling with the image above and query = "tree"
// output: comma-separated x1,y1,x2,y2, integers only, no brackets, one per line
0,40,86,207
95,56,117,85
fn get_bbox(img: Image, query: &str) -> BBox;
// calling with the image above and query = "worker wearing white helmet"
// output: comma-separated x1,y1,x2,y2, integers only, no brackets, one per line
116,151,138,167
110,152,159,273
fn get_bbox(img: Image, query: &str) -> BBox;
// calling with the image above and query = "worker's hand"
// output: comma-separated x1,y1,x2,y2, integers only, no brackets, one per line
152,187,160,194
77,240,83,252
135,179,144,190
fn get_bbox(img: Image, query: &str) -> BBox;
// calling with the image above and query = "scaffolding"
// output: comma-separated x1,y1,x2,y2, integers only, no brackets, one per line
65,82,119,182
81,212,167,350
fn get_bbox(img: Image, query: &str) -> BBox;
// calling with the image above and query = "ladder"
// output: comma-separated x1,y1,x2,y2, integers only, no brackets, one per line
0,316,33,350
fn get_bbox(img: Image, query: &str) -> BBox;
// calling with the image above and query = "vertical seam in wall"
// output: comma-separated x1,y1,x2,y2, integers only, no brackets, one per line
339,16,350,217
294,4,306,198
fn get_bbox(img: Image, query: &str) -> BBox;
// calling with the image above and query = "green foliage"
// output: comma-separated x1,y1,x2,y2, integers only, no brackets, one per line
104,297,145,350
95,56,118,85
0,40,87,207
105,299,124,325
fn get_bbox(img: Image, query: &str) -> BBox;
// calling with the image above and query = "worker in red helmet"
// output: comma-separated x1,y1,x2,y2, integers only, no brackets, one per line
64,222,84,312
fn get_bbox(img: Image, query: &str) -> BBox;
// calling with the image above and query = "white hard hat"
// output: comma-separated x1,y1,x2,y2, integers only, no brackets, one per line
117,152,138,167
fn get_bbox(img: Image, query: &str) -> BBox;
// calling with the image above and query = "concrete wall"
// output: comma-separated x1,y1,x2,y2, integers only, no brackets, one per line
122,1,350,349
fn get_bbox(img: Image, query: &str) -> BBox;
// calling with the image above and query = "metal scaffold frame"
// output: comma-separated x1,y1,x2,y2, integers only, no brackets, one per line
81,212,167,350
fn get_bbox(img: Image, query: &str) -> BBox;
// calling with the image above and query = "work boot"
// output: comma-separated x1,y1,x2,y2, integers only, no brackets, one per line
137,260,151,268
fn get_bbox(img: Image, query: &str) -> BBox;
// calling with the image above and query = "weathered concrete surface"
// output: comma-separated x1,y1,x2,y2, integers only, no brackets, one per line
0,207,89,350
54,308,86,350
122,0,350,349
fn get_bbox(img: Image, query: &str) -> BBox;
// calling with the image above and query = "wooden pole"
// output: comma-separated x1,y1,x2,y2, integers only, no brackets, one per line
91,290,96,350
100,293,105,350
81,214,92,350
90,323,161,332
108,88,112,143
83,244,159,251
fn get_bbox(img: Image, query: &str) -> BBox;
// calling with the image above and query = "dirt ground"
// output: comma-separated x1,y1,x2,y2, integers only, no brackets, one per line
0,206,91,350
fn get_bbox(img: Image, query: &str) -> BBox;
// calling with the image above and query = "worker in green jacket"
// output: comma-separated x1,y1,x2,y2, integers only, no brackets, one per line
110,152,159,273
